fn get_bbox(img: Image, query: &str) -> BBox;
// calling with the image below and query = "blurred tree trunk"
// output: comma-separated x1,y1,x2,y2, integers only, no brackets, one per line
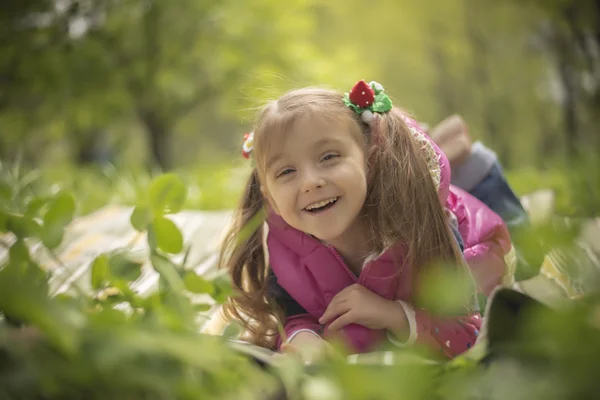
99,1,217,171
531,0,600,161
139,109,171,171
74,129,112,165
75,132,98,165
554,27,579,162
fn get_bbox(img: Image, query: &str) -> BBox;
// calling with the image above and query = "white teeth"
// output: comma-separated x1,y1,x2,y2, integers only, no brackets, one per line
305,197,338,211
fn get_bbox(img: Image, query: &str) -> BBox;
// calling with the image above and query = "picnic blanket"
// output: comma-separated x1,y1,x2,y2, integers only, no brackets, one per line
0,205,233,327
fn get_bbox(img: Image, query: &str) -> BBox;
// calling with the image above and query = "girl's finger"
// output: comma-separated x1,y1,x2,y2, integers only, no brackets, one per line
328,311,355,331
327,290,349,311
319,301,350,325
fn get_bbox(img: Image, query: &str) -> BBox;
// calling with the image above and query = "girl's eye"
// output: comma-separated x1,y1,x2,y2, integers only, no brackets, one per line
321,153,339,162
277,168,294,178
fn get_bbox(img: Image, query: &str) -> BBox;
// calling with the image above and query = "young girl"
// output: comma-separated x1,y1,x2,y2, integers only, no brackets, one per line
220,80,514,359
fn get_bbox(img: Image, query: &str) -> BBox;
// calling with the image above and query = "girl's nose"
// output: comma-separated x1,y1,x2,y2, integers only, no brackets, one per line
301,170,326,192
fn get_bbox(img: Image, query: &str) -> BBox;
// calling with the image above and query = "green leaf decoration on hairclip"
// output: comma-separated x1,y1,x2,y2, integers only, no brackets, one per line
342,95,364,114
372,92,393,113
343,80,392,115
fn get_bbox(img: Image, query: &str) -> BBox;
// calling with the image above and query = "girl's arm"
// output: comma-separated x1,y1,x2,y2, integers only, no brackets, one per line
267,270,325,350
282,331,332,362
317,284,480,358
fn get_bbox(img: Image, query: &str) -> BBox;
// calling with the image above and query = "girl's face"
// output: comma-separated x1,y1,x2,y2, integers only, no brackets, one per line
262,114,368,245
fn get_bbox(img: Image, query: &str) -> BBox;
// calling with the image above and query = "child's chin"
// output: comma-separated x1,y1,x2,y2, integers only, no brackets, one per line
310,227,344,244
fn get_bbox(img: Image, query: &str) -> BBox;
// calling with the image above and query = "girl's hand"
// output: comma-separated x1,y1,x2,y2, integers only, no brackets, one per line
319,284,408,334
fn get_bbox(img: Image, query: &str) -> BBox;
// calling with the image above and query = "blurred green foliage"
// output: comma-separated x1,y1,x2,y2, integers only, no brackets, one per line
1,152,599,399
0,159,250,215
1,0,598,173
0,171,283,399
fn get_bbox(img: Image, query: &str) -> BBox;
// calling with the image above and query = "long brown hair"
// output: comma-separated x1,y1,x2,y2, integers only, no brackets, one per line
220,88,467,348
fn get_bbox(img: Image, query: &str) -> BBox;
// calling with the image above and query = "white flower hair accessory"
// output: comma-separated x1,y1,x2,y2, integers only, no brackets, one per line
241,132,254,159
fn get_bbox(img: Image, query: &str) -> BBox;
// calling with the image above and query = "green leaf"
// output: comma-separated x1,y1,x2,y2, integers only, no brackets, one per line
6,213,41,238
9,239,30,263
0,209,7,232
0,261,77,355
195,303,213,312
91,254,110,290
211,273,234,304
25,196,49,218
184,272,215,295
416,263,474,317
237,207,266,245
150,253,193,322
41,192,75,248
148,174,187,215
511,221,579,281
131,205,152,232
90,307,130,326
147,223,158,250
43,192,76,229
40,225,64,249
150,253,185,293
108,252,143,282
152,216,183,254
55,293,85,309
0,182,12,202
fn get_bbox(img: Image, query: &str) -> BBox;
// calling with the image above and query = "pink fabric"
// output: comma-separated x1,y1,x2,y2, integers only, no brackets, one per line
413,311,481,358
277,314,321,349
267,115,510,357
447,186,512,296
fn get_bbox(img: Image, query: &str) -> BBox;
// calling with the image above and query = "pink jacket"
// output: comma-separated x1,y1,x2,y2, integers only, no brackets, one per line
267,118,513,358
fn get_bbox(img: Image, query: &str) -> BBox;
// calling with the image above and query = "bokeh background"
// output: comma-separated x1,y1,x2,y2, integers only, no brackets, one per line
2,0,599,213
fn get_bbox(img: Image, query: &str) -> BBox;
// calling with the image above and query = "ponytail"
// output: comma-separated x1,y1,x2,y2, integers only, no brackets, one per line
364,109,472,307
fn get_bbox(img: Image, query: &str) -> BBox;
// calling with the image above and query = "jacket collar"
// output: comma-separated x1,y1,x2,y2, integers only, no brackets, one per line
266,212,405,268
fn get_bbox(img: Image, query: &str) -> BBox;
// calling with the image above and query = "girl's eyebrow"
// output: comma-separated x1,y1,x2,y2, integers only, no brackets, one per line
312,137,344,149
266,153,286,171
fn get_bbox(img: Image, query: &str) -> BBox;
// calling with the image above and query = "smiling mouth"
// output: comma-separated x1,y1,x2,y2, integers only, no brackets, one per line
304,197,339,213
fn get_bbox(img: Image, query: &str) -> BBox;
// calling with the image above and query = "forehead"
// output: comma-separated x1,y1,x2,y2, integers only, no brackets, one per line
262,112,358,165
289,113,349,142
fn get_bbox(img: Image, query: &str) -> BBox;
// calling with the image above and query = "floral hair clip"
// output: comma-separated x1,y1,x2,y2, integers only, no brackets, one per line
343,80,393,124
241,132,254,159
345,80,442,190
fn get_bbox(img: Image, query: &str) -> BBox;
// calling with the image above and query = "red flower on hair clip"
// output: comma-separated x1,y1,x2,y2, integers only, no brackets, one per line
241,132,254,159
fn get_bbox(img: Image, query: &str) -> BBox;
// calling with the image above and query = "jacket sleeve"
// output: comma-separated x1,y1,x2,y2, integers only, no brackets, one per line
276,314,323,350
267,269,323,350
448,186,515,296
389,301,481,358
414,309,481,358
